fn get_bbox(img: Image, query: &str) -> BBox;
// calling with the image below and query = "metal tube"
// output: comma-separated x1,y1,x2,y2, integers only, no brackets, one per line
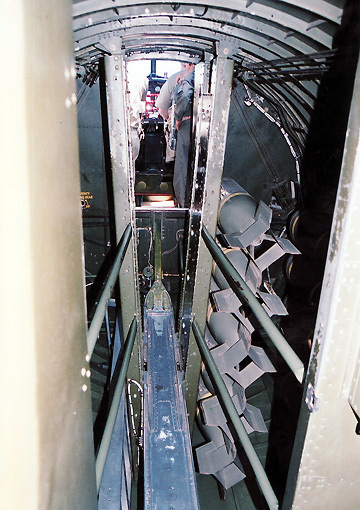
96,317,137,493
104,309,111,352
87,224,132,358
178,236,184,276
192,319,279,510
154,213,162,282
201,225,304,383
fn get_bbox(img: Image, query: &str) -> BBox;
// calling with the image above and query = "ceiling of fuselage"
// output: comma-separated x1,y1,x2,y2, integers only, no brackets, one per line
72,0,348,134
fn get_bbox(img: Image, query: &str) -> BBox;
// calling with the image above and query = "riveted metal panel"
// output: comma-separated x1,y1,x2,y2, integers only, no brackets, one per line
284,55,360,510
183,52,235,429
103,54,141,371
102,55,142,473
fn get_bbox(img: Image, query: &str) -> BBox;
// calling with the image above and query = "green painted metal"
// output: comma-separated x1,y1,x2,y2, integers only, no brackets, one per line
192,318,279,510
184,55,234,429
201,225,304,383
102,56,142,473
284,56,360,510
95,317,137,493
154,213,162,282
87,224,132,358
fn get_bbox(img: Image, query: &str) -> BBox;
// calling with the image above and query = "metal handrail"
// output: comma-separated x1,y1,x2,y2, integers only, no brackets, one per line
201,225,304,383
87,224,132,358
192,318,279,510
96,317,137,493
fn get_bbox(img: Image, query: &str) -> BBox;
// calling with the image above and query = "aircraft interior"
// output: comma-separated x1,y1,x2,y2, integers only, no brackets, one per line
2,1,360,509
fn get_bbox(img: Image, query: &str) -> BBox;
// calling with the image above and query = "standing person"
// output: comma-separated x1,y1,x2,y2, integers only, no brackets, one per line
156,63,195,207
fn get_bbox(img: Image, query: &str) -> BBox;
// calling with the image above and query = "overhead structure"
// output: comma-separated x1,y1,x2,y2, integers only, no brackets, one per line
72,0,351,153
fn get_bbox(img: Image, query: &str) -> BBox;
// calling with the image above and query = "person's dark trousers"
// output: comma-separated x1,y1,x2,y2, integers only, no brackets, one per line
173,118,191,207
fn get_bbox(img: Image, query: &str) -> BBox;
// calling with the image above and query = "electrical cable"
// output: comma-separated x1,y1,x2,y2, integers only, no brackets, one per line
240,79,307,150
243,84,301,183
127,379,143,441
162,229,184,256
127,379,144,468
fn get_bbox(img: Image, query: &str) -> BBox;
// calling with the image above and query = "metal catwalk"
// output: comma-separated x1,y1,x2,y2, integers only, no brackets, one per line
143,280,199,509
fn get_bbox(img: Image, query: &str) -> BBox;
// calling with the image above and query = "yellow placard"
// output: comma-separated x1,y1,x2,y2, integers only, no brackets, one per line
80,191,93,209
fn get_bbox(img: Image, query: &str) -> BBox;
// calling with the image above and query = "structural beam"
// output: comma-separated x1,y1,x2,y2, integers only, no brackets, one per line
183,50,235,428
102,53,141,406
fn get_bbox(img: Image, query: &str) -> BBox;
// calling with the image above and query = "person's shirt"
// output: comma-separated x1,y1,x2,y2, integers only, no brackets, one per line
174,70,194,122
155,70,182,113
